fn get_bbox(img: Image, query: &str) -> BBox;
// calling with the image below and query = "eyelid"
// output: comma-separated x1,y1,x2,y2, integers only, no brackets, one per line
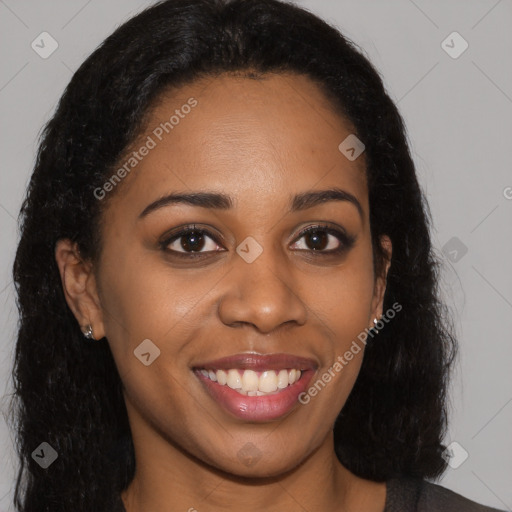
159,223,356,261
290,223,356,252
292,222,351,242
159,224,226,255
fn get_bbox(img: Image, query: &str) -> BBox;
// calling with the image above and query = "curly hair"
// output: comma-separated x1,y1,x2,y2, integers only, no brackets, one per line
9,0,457,510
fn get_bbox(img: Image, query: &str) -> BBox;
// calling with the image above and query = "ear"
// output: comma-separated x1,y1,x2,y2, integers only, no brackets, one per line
369,234,392,325
54,239,106,340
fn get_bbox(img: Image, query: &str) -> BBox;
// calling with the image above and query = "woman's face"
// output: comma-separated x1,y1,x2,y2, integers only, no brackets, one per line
84,72,390,477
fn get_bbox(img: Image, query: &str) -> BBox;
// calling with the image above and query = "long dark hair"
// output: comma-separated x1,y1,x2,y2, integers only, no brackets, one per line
9,0,457,510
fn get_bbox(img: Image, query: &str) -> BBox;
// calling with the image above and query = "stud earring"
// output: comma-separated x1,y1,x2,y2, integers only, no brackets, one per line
368,317,380,336
82,324,95,340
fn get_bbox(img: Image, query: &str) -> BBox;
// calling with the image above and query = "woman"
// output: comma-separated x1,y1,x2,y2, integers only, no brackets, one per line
9,0,505,510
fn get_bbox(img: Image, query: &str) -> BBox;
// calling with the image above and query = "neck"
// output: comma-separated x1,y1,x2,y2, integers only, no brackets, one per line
121,428,386,512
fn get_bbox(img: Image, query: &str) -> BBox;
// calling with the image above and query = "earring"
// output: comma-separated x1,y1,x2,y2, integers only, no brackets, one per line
82,324,95,340
368,317,380,336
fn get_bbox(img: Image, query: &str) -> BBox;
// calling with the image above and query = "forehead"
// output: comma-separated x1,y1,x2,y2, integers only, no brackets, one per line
104,72,368,219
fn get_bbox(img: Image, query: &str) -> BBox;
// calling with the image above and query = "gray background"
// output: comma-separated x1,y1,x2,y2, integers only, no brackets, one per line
0,0,511,510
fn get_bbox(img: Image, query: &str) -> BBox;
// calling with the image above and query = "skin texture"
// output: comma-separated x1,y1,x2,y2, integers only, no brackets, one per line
55,72,392,512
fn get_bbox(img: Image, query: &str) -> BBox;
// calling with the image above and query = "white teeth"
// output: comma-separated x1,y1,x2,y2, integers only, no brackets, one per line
241,369,259,392
277,369,289,389
259,371,278,393
201,368,303,395
216,369,227,386
226,369,242,389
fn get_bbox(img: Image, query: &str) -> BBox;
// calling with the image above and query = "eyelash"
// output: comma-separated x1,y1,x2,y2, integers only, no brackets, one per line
159,223,355,260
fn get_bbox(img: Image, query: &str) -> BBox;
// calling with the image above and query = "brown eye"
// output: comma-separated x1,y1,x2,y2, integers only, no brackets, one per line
290,225,355,254
161,226,224,256
174,230,206,252
302,229,329,251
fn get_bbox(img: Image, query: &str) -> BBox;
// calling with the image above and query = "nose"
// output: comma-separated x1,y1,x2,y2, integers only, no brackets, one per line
217,246,308,334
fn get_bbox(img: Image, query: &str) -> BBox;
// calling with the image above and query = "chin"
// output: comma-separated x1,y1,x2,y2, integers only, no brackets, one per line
202,446,308,480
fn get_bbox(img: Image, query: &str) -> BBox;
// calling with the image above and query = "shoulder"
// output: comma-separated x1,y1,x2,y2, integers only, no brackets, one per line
385,477,506,512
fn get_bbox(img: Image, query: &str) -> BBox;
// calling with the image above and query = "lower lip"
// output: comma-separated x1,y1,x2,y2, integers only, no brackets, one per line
195,370,315,422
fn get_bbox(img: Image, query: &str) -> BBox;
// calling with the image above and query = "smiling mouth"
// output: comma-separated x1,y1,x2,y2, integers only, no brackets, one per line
197,368,302,396
192,353,317,421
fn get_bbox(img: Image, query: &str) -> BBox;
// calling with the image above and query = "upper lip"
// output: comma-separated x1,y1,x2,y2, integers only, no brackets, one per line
193,353,318,372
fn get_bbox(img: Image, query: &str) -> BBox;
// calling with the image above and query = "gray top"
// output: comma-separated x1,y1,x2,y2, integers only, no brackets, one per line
384,478,506,512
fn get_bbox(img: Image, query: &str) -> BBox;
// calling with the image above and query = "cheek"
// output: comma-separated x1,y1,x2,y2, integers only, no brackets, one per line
97,246,214,367
121,360,196,426
300,247,374,401
307,253,376,339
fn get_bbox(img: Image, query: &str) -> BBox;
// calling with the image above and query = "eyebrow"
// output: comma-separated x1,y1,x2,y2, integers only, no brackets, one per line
138,187,364,220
